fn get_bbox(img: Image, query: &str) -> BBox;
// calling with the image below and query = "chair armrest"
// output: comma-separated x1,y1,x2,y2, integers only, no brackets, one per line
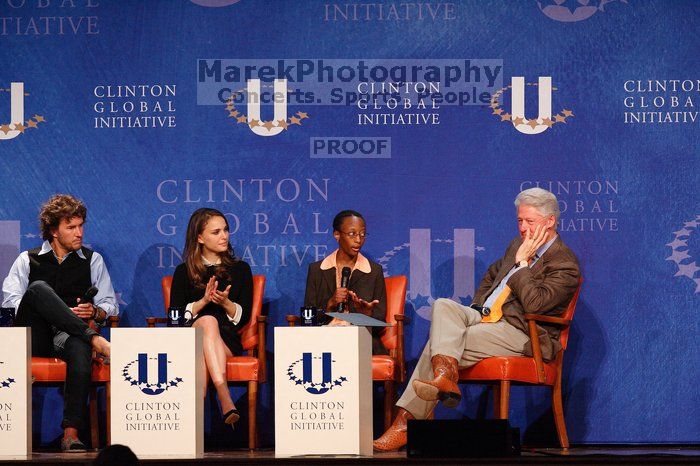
524,313,570,326
257,316,267,383
286,315,300,327
146,317,169,328
107,316,120,328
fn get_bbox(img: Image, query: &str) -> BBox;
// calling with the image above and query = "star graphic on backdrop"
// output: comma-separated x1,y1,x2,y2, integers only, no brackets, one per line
14,123,26,133
458,296,474,306
27,120,38,128
500,113,511,122
666,249,691,263
562,109,574,117
33,115,45,122
667,238,688,249
695,278,700,294
492,107,503,115
248,119,260,128
542,118,555,127
554,114,567,123
262,120,275,130
684,220,698,228
297,111,308,119
527,119,540,129
236,115,247,124
228,110,238,117
289,116,301,125
674,262,700,278
674,228,691,237
411,293,431,310
115,292,128,306
277,119,288,129
512,117,524,126
24,233,37,238
0,124,10,134
476,246,485,251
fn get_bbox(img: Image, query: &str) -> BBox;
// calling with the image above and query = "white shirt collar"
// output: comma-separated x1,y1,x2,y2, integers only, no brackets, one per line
39,240,87,260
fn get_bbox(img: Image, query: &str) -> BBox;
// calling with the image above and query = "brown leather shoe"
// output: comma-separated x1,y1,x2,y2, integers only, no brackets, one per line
373,408,414,452
412,354,461,408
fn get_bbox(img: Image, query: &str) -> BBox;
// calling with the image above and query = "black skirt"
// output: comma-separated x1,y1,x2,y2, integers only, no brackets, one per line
188,306,243,355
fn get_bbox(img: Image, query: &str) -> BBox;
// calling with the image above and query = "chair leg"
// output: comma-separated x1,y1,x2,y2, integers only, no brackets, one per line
492,385,501,419
383,381,395,431
552,382,569,449
497,381,510,420
89,386,99,450
248,381,258,450
106,382,111,446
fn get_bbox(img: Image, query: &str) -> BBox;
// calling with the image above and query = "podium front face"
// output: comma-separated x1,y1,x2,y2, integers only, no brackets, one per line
0,328,31,459
274,326,373,456
111,328,203,458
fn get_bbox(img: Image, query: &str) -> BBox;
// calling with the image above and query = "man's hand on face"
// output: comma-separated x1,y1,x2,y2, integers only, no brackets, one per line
72,299,95,320
515,224,549,264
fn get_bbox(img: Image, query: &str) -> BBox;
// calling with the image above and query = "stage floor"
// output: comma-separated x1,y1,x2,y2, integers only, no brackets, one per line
2,447,699,465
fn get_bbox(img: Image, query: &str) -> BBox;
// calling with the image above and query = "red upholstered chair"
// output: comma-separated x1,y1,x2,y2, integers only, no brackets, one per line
31,316,119,450
458,277,583,449
149,274,267,450
287,275,409,430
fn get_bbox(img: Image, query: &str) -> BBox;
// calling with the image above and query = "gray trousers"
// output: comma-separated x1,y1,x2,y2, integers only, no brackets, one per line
396,298,530,419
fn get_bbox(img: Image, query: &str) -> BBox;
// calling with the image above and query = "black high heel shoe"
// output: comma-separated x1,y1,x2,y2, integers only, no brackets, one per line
223,408,240,428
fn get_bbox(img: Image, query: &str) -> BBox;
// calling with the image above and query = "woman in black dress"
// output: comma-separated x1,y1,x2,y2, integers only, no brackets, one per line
170,208,253,426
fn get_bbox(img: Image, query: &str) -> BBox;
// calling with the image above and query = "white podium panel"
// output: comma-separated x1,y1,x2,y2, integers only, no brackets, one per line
0,327,31,459
274,326,372,456
111,328,203,458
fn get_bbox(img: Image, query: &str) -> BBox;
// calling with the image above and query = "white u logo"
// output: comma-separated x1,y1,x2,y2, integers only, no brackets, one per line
510,76,552,135
246,78,288,137
0,82,24,141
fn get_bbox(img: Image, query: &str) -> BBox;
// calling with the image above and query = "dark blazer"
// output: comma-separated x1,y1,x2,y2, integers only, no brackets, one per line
304,256,388,355
473,236,580,361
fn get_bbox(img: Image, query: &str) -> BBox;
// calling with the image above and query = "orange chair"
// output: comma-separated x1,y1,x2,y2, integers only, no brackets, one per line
458,277,583,449
148,275,267,450
287,275,409,430
31,316,119,450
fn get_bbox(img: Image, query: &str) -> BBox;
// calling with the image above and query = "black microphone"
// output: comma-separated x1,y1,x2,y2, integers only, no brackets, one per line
337,267,351,312
470,303,491,317
80,286,99,304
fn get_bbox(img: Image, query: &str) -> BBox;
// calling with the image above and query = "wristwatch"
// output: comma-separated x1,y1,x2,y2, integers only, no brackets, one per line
517,260,528,268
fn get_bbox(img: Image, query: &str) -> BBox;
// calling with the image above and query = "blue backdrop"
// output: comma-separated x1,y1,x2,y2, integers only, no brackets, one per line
1,0,698,447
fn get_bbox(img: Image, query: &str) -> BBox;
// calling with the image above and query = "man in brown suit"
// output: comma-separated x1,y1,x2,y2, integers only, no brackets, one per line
374,188,580,451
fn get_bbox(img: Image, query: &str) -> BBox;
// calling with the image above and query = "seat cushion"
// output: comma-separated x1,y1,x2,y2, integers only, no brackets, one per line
31,357,110,383
226,356,260,381
372,355,396,381
458,356,557,385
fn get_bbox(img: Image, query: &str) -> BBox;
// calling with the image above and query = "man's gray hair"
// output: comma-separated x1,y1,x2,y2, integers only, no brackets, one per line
514,187,560,221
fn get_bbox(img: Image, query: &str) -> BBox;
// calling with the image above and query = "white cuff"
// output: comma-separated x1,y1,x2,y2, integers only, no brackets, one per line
227,302,242,325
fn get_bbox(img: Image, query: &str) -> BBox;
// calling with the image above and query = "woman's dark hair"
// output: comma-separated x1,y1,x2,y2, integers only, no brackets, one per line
184,208,236,288
332,210,364,232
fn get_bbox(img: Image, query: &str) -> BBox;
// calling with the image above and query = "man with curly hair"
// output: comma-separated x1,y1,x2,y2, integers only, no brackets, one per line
2,194,118,452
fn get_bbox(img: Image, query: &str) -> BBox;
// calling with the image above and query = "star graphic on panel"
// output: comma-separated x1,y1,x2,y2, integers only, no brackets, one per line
500,113,511,122
555,114,567,123
339,377,347,382
1,382,8,387
0,124,10,134
33,115,45,122
512,117,524,126
674,228,691,237
277,119,288,129
295,380,303,385
411,293,431,310
666,249,691,263
334,380,342,386
8,378,14,383
667,238,688,249
262,120,275,130
289,116,301,125
131,380,138,386
527,119,540,129
562,109,574,117
297,111,308,119
674,262,700,278
236,115,247,124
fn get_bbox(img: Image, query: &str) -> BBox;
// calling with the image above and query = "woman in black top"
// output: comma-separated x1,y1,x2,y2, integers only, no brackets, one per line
170,208,253,426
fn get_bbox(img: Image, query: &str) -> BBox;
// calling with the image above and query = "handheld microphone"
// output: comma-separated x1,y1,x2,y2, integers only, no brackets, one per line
470,303,491,317
337,267,351,312
80,286,99,304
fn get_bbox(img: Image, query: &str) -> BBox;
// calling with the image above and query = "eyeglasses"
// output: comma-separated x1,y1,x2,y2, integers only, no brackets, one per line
340,231,368,239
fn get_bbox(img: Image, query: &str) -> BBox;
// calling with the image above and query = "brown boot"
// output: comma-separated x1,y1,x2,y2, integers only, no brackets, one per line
373,408,414,452
412,354,461,408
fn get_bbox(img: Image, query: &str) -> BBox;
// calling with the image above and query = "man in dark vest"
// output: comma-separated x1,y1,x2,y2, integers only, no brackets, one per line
2,194,117,452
